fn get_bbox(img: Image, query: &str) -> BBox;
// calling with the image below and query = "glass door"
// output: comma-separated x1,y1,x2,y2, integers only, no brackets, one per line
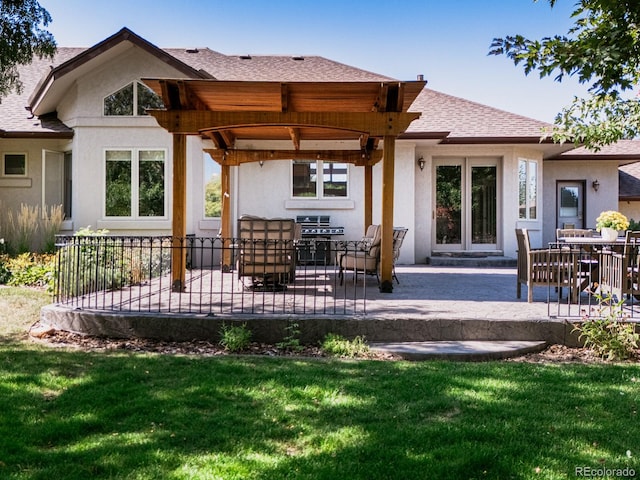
434,157,499,252
435,163,462,249
557,181,584,228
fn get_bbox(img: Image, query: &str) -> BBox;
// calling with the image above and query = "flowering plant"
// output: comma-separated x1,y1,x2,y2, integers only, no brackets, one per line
595,210,629,232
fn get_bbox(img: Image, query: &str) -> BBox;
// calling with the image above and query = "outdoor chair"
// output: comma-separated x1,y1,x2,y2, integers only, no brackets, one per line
516,228,574,303
338,224,381,285
392,227,408,284
598,231,640,302
236,215,299,290
555,228,593,240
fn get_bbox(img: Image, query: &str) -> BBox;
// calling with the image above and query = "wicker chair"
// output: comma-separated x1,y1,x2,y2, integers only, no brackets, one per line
338,224,381,285
516,228,574,302
236,215,298,289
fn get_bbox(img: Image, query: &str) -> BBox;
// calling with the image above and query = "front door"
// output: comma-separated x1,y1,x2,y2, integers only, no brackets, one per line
557,181,585,229
433,157,499,252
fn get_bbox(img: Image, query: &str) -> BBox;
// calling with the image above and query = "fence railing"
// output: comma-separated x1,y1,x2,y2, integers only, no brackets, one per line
52,235,374,315
546,242,640,318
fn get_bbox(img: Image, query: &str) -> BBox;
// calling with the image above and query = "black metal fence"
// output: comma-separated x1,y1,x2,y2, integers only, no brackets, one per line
52,235,375,315
546,242,640,318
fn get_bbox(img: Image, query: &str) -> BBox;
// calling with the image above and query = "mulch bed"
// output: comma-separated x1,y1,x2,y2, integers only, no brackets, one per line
28,324,639,364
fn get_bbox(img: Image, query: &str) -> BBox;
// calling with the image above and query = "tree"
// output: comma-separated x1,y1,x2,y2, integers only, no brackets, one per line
0,0,56,99
490,0,640,150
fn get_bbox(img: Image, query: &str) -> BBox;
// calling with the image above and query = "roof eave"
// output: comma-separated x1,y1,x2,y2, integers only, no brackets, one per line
29,27,211,113
0,130,73,139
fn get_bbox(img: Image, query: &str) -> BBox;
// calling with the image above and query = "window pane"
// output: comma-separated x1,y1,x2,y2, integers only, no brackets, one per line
528,161,537,219
104,83,134,116
137,82,164,115
4,154,25,175
560,186,579,216
292,161,317,197
518,160,526,219
204,156,221,218
471,166,497,244
138,150,165,217
105,150,132,216
436,165,462,244
322,162,347,197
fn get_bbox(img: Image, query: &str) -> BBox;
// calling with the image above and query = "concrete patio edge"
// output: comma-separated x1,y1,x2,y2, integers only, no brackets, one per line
40,304,581,347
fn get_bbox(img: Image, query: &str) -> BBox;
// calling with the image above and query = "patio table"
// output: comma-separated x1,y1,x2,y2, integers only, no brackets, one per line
553,236,626,301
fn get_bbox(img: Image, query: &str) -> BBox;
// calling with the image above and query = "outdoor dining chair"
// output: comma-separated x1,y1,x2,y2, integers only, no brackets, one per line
598,230,640,302
516,228,575,303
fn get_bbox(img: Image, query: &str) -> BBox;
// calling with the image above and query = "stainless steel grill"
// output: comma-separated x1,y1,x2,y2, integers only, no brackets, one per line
296,215,344,265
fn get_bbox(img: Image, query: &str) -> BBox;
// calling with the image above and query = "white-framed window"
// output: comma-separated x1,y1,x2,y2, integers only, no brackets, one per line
518,158,538,220
103,81,164,116
3,153,27,176
104,149,167,218
291,160,348,198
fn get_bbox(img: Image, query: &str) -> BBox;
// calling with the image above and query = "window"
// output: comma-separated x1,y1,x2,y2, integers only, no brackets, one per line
104,81,164,116
105,149,166,218
204,154,222,218
3,153,26,176
292,160,348,198
518,158,537,220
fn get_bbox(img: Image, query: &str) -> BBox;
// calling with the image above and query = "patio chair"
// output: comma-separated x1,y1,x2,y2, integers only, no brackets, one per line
599,231,640,302
236,215,298,289
338,224,381,285
555,228,593,240
515,228,574,303
392,227,408,284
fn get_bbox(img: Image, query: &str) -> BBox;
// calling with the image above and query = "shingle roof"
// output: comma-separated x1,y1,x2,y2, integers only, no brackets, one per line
620,161,640,200
552,140,640,160
167,48,394,82
0,33,394,136
403,88,553,141
0,48,82,135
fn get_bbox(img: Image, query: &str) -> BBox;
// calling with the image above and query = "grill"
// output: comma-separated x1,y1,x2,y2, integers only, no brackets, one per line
296,215,344,265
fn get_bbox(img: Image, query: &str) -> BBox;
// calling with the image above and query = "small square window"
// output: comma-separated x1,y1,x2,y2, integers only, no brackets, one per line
4,154,26,176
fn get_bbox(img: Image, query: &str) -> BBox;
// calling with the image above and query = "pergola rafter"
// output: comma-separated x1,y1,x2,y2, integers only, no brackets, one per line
143,78,425,293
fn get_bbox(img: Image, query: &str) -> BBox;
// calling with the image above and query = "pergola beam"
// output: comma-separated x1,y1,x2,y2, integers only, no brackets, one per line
204,148,382,166
148,110,420,137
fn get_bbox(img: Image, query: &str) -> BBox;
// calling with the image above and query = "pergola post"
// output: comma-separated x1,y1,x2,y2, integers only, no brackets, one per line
171,133,187,292
220,163,232,271
379,135,395,293
364,164,373,232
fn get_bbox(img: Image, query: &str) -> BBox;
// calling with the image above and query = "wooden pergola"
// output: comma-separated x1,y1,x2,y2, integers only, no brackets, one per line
142,79,425,293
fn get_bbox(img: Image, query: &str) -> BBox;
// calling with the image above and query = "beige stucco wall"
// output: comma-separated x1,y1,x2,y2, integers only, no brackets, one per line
53,45,201,235
542,160,618,247
411,144,539,259
0,138,71,216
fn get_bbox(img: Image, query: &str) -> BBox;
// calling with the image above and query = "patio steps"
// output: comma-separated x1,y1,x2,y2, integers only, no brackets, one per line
369,340,547,361
427,255,517,267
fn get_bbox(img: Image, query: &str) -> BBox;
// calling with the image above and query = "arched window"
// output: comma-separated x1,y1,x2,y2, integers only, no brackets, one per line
104,81,164,116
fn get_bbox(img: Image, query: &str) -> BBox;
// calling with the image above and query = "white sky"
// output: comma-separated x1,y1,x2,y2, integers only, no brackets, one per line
41,0,592,123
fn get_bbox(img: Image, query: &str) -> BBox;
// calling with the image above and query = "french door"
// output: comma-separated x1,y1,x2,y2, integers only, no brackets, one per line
433,157,499,252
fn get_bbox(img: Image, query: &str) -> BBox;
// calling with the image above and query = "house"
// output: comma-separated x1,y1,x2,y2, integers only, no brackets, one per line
1,27,639,267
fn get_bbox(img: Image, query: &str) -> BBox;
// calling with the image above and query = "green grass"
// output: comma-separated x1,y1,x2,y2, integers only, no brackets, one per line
0,288,639,479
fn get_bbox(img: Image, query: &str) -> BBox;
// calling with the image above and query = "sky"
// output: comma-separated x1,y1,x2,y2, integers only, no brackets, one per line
40,0,592,123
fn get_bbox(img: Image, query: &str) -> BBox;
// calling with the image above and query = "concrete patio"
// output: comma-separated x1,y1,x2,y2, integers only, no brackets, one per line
42,264,595,353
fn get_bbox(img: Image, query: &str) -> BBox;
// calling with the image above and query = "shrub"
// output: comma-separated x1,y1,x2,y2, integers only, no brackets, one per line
574,294,639,361
321,333,370,357
3,253,56,290
276,322,304,352
219,323,252,352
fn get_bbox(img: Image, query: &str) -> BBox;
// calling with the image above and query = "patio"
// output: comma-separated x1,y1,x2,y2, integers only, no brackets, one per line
42,233,590,347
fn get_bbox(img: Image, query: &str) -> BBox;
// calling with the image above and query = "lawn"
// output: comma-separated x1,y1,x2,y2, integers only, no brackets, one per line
0,287,639,479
